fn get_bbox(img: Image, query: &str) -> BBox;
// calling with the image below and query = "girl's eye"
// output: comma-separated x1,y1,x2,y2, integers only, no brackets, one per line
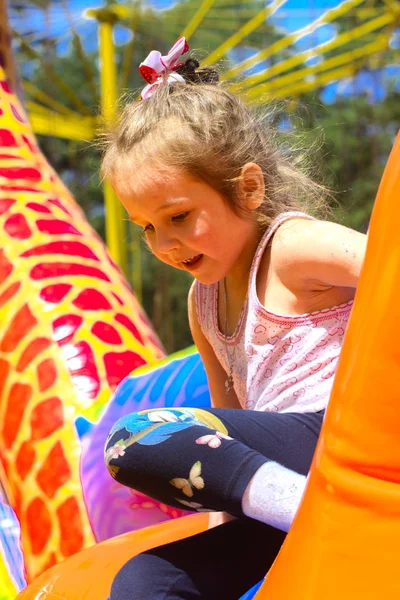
172,212,189,223
143,224,155,232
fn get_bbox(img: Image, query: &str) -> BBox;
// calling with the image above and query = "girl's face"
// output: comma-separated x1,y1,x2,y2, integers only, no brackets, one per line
113,166,260,285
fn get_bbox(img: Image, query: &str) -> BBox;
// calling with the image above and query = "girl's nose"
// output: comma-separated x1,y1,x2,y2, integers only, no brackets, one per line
156,230,179,255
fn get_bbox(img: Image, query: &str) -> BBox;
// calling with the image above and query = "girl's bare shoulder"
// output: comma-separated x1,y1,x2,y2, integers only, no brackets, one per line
270,218,367,290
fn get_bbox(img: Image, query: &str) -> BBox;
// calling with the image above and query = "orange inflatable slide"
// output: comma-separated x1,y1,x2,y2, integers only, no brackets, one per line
17,128,400,599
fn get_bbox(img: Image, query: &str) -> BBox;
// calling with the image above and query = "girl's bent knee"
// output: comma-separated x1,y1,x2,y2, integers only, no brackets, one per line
110,551,185,600
104,410,143,470
104,408,213,495
104,408,204,474
110,553,156,600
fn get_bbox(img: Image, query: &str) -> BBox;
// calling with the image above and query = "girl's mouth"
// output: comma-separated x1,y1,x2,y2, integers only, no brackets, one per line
181,254,203,269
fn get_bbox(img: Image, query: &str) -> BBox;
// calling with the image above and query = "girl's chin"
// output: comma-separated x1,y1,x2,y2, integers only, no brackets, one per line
192,272,223,285
170,255,227,285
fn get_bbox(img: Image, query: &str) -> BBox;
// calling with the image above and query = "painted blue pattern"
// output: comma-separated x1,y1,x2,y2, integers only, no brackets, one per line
0,489,27,593
107,408,212,446
77,350,210,441
238,579,263,599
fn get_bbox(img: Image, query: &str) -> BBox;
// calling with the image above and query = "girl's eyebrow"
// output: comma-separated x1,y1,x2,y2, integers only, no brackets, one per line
130,198,189,223
156,198,189,213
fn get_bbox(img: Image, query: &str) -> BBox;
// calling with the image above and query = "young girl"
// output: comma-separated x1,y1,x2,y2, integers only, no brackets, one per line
102,38,366,600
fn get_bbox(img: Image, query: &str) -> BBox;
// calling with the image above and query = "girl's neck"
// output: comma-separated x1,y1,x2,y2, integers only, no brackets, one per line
224,223,263,296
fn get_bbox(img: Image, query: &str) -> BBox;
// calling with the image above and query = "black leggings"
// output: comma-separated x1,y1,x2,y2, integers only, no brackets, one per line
105,407,324,599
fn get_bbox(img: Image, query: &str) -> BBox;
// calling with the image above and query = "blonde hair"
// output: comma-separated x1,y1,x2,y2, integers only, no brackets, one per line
101,66,329,229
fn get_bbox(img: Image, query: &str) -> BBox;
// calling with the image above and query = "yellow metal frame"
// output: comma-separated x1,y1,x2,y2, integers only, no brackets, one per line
85,5,141,294
202,0,286,66
23,81,84,117
181,0,218,39
13,30,93,115
253,63,357,104
234,10,396,94
28,106,97,140
98,18,128,276
247,34,390,102
222,0,366,81
119,0,141,93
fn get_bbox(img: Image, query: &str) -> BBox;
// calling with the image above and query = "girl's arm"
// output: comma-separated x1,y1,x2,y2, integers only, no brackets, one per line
188,283,240,529
272,219,367,291
188,283,242,410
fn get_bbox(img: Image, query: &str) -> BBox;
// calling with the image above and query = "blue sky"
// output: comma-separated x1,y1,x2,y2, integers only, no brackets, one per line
9,0,400,102
9,0,359,48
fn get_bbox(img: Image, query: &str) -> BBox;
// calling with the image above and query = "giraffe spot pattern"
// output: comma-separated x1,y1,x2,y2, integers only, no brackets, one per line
26,202,52,213
0,166,41,181
10,103,27,123
0,197,15,213
26,498,52,555
0,357,10,391
0,80,11,93
16,337,52,372
0,184,42,192
30,262,111,281
36,218,82,236
16,441,36,481
21,241,100,261
0,127,17,146
39,283,72,303
115,313,145,345
36,441,71,499
30,396,64,441
1,304,38,352
72,288,112,310
104,350,147,389
62,341,100,399
3,382,33,448
36,357,57,392
21,134,38,154
0,279,20,307
91,321,123,345
52,314,83,345
4,212,32,238
0,152,23,159
47,197,72,216
57,497,84,557
112,292,124,306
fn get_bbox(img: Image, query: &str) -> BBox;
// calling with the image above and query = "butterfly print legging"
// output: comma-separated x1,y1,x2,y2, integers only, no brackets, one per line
105,407,324,600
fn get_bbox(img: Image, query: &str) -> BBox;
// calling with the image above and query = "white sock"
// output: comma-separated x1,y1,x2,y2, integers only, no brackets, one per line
241,461,307,532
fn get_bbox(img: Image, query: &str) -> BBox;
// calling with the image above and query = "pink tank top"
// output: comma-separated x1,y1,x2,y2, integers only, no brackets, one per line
195,212,353,413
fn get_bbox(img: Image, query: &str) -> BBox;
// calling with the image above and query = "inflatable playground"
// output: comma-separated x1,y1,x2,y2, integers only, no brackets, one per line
1,0,400,598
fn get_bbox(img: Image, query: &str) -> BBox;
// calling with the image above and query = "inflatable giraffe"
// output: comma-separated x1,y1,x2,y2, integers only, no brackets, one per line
0,0,164,583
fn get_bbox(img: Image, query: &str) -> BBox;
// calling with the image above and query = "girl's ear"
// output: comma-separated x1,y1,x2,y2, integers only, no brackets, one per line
238,163,265,211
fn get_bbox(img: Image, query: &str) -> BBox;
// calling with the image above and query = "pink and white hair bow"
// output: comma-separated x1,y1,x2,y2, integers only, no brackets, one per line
139,37,189,99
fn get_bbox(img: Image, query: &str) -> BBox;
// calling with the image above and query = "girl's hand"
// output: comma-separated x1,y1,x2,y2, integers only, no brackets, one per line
208,511,237,529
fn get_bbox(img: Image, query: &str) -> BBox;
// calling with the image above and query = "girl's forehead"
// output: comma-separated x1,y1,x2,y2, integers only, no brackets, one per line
114,155,187,196
114,167,170,198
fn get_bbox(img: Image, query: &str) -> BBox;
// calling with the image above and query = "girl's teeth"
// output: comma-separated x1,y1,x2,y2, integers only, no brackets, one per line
183,255,200,265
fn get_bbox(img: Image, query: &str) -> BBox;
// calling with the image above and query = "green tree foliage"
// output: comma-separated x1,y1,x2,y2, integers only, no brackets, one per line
316,90,400,231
